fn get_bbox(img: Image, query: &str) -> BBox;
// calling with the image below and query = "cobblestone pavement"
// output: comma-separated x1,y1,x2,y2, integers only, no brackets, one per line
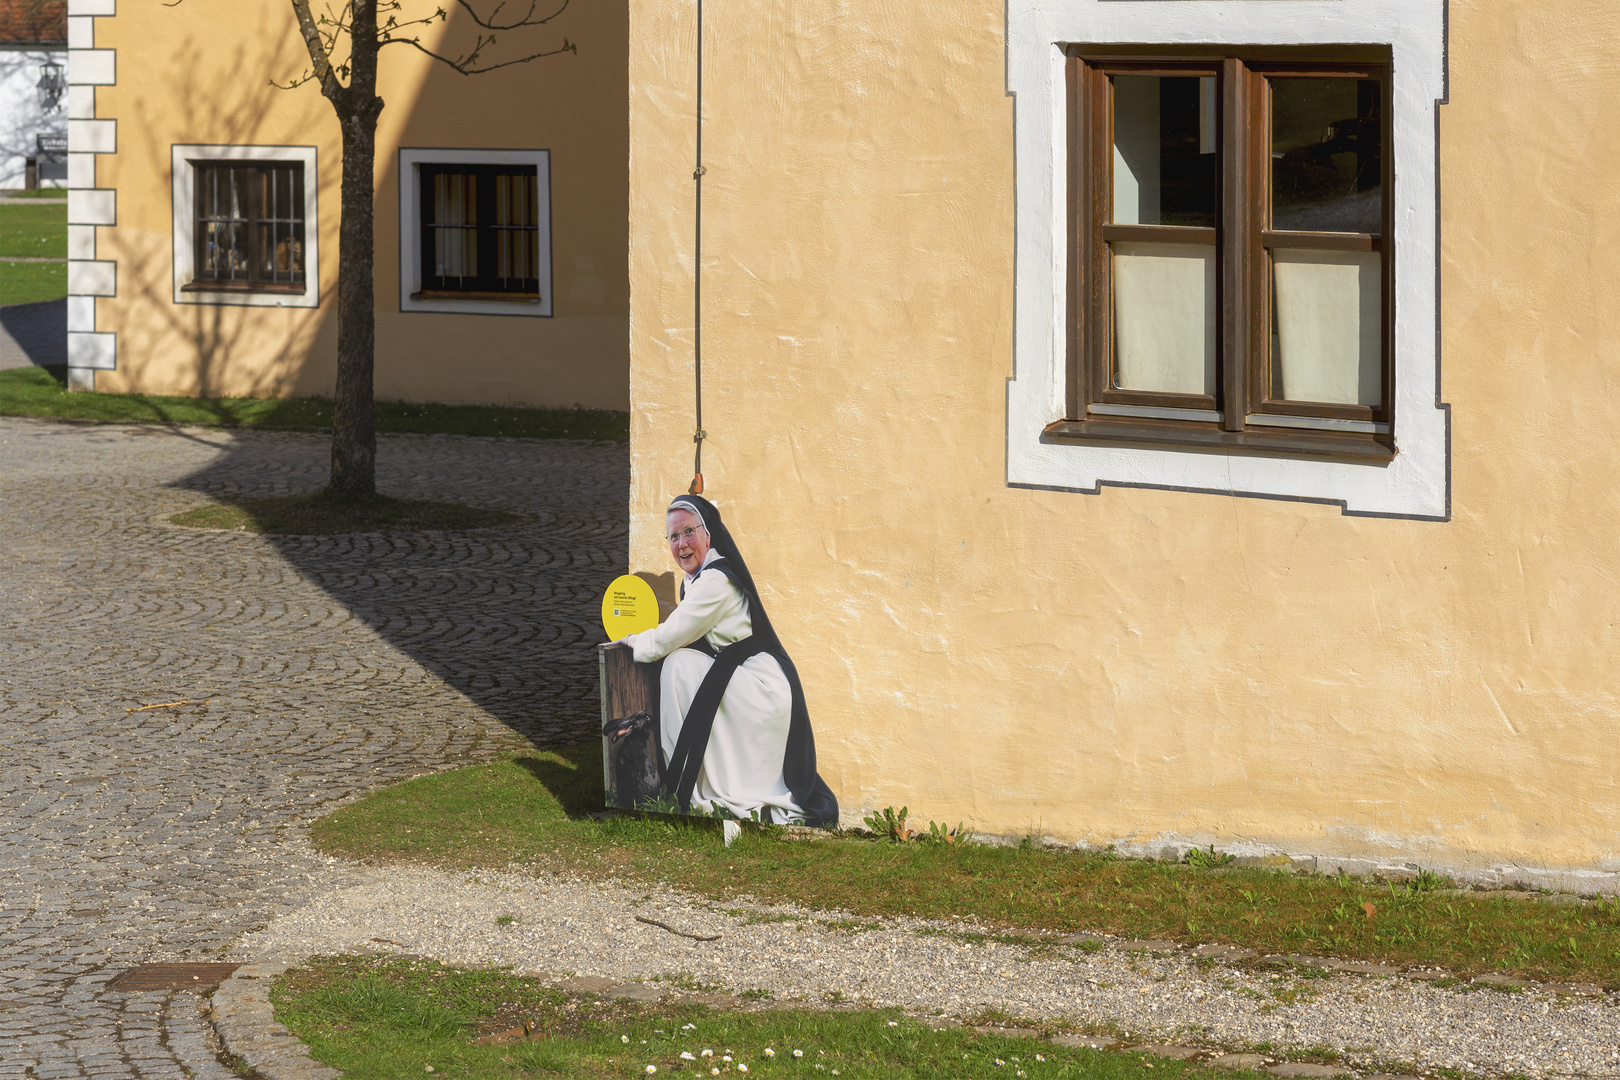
0,417,627,1079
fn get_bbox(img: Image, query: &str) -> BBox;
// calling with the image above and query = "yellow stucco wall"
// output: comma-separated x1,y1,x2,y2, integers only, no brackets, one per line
91,0,628,409
627,0,1620,878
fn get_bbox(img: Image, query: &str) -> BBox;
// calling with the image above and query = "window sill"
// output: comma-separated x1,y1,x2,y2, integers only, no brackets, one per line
181,281,305,295
1043,418,1396,464
410,290,541,303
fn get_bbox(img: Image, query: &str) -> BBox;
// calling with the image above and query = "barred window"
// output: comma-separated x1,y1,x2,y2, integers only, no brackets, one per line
189,162,305,291
417,163,542,299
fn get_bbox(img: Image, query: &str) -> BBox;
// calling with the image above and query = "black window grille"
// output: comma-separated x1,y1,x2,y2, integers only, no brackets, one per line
418,163,541,298
190,162,305,291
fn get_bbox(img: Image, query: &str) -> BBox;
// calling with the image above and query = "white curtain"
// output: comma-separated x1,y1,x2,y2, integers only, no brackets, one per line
1111,242,1217,396
1272,249,1382,406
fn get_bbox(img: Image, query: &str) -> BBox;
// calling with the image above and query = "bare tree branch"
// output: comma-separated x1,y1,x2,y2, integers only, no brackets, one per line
288,0,345,99
454,0,568,32
382,32,575,74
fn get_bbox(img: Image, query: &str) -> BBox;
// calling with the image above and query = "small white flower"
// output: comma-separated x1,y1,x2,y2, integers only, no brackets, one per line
793,1050,804,1059
680,1052,696,1061
682,1024,698,1030
1018,1073,1027,1078
887,1021,898,1027
1036,1055,1046,1062
711,1070,720,1077
645,1069,657,1076
764,1049,776,1058
739,1066,749,1074
623,1036,631,1043
996,1059,1006,1067
722,1057,733,1063
702,1049,714,1058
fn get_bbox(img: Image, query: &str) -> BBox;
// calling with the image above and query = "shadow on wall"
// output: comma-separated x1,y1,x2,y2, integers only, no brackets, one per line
169,428,629,749
114,30,332,401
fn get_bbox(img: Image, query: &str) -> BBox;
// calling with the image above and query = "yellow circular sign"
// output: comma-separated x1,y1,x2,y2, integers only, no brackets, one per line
601,574,660,641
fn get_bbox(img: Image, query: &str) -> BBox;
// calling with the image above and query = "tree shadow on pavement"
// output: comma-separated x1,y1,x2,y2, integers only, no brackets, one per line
172,429,628,750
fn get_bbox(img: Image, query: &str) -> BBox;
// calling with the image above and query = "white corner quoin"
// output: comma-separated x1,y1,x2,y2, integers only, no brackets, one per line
1005,0,1448,519
170,144,322,309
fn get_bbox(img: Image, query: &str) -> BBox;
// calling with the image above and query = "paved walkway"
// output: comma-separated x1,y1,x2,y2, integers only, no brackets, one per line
0,418,626,1079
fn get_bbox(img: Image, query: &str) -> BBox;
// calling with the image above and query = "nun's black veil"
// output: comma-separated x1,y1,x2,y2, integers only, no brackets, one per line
661,493,839,827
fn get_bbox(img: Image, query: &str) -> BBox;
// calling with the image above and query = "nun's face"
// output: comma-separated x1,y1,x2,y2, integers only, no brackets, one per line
667,508,711,576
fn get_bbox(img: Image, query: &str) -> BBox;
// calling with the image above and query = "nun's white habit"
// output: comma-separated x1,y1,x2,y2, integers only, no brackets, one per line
621,495,838,826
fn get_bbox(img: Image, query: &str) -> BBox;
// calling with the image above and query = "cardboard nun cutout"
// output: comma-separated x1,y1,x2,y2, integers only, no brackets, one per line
603,494,838,826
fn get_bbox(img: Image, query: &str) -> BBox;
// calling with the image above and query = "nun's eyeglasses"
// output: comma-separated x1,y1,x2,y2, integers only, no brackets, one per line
667,525,707,545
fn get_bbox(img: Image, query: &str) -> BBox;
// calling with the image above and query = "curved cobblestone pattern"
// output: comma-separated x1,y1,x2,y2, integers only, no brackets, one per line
0,418,627,1079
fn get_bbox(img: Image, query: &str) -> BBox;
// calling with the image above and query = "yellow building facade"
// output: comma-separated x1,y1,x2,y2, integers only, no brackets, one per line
626,0,1620,890
67,0,628,408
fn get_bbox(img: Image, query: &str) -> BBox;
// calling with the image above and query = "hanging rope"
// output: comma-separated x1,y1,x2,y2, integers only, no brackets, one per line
688,0,707,496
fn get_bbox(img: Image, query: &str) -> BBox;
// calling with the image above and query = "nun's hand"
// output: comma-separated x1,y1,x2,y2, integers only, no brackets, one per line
617,632,639,650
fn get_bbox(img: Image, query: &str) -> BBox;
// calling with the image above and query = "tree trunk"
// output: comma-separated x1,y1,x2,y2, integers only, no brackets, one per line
326,3,385,500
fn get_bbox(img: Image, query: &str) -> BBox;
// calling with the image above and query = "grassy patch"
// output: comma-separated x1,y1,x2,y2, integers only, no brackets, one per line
0,261,66,305
312,749,1620,987
0,201,66,258
272,954,1219,1080
168,490,524,535
0,366,629,441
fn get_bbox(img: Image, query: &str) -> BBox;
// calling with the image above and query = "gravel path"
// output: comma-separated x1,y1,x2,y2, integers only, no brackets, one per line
238,856,1620,1079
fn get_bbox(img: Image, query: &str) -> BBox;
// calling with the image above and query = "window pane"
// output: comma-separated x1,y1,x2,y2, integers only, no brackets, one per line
1271,248,1381,406
1271,78,1381,234
432,172,477,280
1111,241,1217,396
1111,75,1217,228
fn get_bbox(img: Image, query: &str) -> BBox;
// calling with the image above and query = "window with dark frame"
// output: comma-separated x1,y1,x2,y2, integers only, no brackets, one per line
417,163,542,301
1054,47,1394,462
189,162,305,291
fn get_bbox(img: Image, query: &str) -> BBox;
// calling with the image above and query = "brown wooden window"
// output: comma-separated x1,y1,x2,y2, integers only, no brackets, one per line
188,162,305,292
1053,47,1394,462
416,164,542,300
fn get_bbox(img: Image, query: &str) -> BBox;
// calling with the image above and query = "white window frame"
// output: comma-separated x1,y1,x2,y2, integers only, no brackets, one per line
170,144,320,308
398,147,554,317
1004,1,1449,519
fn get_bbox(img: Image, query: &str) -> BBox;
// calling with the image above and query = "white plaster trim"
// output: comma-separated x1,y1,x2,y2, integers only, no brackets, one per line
68,331,115,369
397,147,554,317
67,295,95,332
67,188,113,225
1005,0,1448,519
170,144,321,309
69,118,115,153
65,84,93,119
68,259,114,296
68,48,113,85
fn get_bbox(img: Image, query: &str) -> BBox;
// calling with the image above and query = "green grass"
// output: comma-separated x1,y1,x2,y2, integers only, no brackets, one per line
0,261,66,305
168,491,526,535
0,188,70,199
273,954,1240,1080
311,748,1620,987
0,201,66,257
0,366,629,441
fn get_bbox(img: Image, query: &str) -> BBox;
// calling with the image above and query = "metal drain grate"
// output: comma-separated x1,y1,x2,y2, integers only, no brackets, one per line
107,963,241,991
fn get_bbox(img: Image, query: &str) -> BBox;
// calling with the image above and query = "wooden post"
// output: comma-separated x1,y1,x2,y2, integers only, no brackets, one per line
598,643,663,807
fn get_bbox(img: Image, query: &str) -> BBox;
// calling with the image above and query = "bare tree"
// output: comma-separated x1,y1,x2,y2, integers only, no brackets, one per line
278,0,576,499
